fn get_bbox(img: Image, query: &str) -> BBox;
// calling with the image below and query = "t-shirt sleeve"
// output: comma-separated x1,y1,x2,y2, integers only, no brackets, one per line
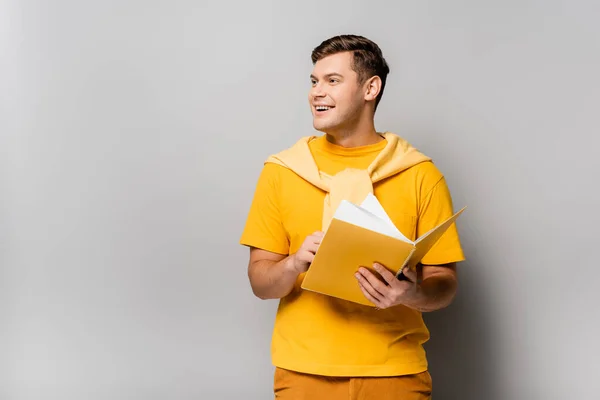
417,175,465,265
239,163,290,255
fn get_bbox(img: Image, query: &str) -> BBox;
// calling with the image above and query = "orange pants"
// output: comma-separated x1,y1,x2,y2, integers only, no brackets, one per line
273,367,432,400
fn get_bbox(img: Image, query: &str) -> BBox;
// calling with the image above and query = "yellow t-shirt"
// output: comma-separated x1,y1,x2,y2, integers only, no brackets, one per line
240,135,465,377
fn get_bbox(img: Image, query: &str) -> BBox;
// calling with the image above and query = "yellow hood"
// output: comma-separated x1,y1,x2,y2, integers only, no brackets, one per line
265,132,431,230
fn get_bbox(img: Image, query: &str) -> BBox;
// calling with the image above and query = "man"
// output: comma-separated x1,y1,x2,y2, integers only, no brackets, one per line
240,34,464,399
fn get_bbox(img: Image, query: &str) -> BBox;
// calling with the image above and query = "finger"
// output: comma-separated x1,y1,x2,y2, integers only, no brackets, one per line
297,249,315,264
355,271,384,300
357,268,389,297
373,263,398,286
308,235,323,245
402,266,418,282
311,231,325,241
356,276,383,306
305,242,320,254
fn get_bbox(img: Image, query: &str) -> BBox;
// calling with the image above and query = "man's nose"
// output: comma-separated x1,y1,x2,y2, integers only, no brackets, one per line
310,82,325,97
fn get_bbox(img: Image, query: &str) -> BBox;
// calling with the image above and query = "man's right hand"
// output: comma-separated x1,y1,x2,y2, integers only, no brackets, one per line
289,231,324,274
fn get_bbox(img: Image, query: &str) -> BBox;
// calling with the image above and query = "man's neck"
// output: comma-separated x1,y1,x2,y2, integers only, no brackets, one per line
324,127,383,148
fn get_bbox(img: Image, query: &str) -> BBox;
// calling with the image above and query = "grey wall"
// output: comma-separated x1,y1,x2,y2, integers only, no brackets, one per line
1,1,598,399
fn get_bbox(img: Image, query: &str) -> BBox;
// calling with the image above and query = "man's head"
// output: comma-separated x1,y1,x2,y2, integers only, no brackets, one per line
309,35,390,134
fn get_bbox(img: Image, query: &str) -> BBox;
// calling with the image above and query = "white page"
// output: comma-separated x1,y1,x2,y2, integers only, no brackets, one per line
360,193,390,222
360,194,396,229
360,193,412,243
332,200,411,242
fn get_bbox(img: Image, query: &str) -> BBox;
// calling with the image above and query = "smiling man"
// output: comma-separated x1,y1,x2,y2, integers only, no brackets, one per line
240,35,465,399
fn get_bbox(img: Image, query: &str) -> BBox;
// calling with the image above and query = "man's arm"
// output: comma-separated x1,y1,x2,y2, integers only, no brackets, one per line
247,231,324,300
355,262,458,311
247,248,298,300
401,263,458,312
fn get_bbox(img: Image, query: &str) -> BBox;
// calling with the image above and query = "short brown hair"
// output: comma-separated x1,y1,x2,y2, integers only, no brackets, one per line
311,35,390,110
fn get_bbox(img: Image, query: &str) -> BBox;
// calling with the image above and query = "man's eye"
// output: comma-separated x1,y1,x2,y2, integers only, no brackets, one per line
330,79,338,84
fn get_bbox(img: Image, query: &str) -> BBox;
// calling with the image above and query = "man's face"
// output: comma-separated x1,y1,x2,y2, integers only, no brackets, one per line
309,52,366,133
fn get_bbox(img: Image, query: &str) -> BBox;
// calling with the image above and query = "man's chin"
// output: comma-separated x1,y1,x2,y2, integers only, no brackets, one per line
312,121,333,133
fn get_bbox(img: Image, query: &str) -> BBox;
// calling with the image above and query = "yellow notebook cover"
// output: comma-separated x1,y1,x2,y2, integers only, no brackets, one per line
301,193,466,306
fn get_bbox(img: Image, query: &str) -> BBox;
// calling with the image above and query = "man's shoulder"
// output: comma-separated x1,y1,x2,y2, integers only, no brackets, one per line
257,160,286,181
256,156,304,186
404,159,444,183
387,160,446,201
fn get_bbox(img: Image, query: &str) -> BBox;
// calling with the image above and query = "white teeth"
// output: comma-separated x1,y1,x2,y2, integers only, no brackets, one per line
316,106,331,111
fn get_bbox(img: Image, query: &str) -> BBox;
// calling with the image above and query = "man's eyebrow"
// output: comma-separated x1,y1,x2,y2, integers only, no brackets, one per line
310,73,344,80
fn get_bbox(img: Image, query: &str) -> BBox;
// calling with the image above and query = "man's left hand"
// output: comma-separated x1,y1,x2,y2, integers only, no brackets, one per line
355,263,420,309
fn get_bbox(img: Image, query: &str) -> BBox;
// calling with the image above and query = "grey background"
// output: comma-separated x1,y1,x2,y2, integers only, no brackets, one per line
1,0,599,399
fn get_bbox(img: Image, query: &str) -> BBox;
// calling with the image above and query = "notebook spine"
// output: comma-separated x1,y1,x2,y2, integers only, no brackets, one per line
395,247,417,278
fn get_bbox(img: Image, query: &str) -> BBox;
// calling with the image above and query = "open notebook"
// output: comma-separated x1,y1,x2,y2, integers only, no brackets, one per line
301,193,466,306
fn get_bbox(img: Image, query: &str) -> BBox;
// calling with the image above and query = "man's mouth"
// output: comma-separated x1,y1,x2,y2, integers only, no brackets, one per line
315,105,334,112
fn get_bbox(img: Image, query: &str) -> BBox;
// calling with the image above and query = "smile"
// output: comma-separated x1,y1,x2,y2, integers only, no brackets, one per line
315,105,334,112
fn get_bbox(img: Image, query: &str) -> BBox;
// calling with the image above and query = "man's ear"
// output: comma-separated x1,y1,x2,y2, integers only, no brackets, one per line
364,76,382,102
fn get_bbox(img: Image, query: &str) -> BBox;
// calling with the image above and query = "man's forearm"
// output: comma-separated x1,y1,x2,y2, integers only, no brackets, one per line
403,275,458,312
248,256,300,300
